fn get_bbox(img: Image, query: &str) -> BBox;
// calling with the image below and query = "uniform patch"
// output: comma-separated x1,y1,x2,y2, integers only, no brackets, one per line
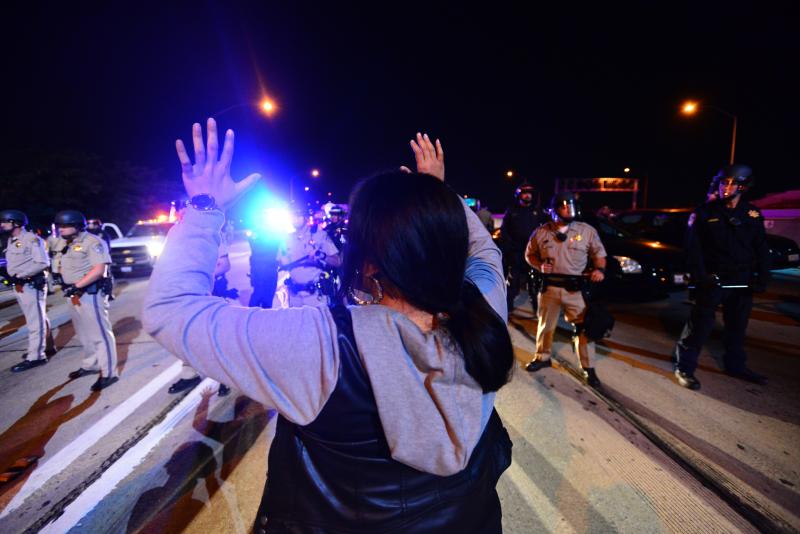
73,245,83,252
573,235,583,242
93,244,104,254
687,213,696,227
15,241,22,248
748,210,761,218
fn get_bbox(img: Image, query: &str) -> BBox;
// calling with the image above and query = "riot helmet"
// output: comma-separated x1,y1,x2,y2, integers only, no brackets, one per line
329,205,345,216
54,210,87,229
0,209,28,227
550,192,579,224
514,183,536,207
712,164,753,200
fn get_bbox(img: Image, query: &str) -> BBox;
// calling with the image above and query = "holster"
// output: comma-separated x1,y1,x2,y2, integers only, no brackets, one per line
285,277,318,295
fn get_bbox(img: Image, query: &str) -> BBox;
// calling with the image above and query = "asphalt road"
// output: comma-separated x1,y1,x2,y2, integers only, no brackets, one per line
0,242,797,533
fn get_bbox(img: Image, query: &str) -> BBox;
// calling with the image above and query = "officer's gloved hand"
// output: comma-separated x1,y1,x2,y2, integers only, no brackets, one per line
63,285,83,298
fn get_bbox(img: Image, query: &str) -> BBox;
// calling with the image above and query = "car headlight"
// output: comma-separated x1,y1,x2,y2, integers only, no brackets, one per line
147,241,165,257
613,255,643,274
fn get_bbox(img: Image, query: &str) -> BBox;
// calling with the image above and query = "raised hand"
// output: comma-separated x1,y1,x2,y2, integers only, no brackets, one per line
175,118,261,209
409,132,444,181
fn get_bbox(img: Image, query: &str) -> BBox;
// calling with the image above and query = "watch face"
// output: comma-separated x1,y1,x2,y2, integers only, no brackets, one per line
191,195,216,210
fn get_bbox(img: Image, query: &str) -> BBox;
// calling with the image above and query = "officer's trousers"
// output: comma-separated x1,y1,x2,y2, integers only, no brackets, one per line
534,286,594,368
68,291,118,378
14,283,50,361
674,287,752,375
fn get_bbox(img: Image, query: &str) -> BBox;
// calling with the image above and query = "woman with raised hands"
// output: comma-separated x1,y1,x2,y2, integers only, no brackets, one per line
144,118,514,533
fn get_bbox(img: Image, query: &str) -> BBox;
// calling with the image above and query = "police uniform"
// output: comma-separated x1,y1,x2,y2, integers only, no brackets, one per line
324,220,347,253
499,201,545,313
525,221,607,370
277,224,339,307
5,229,51,364
673,198,770,382
55,231,119,381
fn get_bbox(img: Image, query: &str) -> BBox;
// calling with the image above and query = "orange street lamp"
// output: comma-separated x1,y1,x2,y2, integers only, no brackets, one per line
506,170,514,178
260,98,277,116
680,100,738,164
311,169,320,178
681,100,699,115
211,98,278,119
623,167,631,174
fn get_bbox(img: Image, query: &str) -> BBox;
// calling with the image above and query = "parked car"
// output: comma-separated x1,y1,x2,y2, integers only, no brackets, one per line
108,221,175,276
581,214,688,300
615,208,800,271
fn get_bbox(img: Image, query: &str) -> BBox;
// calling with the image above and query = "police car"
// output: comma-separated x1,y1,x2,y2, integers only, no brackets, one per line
108,219,175,276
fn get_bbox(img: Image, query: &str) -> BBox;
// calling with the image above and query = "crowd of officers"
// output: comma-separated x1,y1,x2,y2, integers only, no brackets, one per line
0,203,349,393
1,209,118,390
497,164,770,390
1,165,771,394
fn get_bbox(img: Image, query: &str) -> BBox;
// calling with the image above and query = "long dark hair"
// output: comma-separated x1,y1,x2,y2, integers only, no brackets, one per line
340,171,513,393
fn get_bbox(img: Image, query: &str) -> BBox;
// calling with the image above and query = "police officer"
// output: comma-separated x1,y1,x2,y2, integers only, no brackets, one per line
523,192,607,387
248,230,280,308
324,205,347,253
86,218,111,249
2,210,54,372
498,183,545,315
277,207,340,307
673,165,770,389
53,210,119,390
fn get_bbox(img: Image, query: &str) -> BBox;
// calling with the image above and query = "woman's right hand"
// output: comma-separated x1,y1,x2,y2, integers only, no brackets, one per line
405,132,444,181
175,118,261,210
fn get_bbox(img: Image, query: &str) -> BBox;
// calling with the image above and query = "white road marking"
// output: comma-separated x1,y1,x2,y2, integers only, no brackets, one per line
0,360,184,519
39,377,217,533
505,459,577,533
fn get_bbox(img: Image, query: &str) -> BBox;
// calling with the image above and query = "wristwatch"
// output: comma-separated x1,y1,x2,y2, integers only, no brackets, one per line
190,194,217,211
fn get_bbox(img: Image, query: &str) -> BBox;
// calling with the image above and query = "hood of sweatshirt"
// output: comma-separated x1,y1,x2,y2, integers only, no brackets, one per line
350,305,495,476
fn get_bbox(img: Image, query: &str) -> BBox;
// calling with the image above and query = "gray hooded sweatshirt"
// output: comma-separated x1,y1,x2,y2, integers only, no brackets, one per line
143,199,507,476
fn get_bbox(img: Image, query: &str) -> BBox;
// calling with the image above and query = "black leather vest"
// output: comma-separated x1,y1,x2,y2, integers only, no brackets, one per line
254,305,512,533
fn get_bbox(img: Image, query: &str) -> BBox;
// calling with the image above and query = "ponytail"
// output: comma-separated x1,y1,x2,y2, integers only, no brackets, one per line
446,281,514,393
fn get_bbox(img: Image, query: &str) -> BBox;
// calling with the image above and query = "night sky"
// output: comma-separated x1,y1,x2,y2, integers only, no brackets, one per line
3,2,797,215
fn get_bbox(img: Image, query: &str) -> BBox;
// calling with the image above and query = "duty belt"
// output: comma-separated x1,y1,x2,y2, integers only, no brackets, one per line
540,273,585,292
285,277,318,295
3,271,47,290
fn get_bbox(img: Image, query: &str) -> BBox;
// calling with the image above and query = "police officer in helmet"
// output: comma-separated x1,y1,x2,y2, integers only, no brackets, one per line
53,209,119,390
498,182,545,315
673,165,770,390
325,205,347,253
86,218,111,249
524,192,607,387
2,209,55,371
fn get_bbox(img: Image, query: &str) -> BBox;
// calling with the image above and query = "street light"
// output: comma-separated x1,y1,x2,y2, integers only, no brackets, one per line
311,169,320,178
680,99,738,165
506,170,514,178
211,96,278,119
623,167,631,174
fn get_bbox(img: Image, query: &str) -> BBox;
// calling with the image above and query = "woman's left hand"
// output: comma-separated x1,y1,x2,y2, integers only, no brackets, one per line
175,118,261,209
590,269,605,283
407,132,444,181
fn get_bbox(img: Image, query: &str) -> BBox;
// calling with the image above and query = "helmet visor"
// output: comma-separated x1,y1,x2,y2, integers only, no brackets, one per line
555,200,577,220
718,177,741,199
